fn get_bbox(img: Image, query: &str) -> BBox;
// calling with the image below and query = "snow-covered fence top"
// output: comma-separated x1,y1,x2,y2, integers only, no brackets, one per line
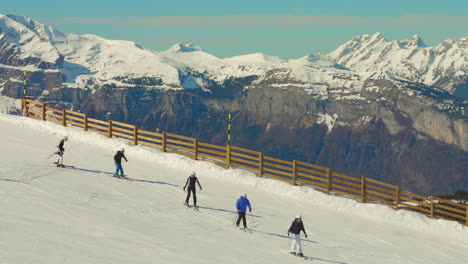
23,98,468,226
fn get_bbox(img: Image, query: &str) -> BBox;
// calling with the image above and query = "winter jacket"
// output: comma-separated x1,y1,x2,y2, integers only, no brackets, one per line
184,175,202,190
114,151,127,164
236,197,252,213
58,139,65,152
288,219,306,235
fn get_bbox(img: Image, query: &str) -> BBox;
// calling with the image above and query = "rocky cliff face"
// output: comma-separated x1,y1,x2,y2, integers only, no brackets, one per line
0,14,466,196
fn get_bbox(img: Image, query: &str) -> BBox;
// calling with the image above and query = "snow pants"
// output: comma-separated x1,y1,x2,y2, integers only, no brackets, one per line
236,211,247,228
185,188,197,206
56,148,64,165
290,234,303,254
115,163,124,176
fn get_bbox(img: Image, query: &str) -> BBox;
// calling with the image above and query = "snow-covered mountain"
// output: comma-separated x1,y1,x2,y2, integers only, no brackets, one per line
326,32,468,98
2,14,466,98
0,14,374,94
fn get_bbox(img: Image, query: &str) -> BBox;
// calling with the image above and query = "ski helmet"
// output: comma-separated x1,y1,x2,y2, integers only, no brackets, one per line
64,136,68,141
191,171,196,176
296,214,302,219
242,194,247,198
120,148,125,152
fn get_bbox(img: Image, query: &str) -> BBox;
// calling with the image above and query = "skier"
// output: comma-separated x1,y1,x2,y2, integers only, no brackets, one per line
113,148,128,178
54,136,68,167
183,171,202,207
287,215,308,257
235,194,252,229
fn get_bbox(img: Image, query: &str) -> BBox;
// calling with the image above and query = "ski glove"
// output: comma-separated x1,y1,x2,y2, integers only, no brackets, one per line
183,187,186,191
305,234,308,238
287,232,290,236
249,209,252,212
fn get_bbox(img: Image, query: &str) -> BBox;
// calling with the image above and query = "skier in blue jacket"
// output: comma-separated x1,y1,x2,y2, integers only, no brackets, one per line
235,194,252,229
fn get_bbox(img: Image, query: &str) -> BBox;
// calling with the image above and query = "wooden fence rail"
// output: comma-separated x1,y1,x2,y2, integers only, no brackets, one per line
23,98,468,226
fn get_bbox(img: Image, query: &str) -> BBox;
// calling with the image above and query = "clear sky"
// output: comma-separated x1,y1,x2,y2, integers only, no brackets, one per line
1,0,467,59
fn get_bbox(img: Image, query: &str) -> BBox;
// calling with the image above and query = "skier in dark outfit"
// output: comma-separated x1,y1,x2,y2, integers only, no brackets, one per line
183,171,202,206
113,148,128,177
54,136,68,167
288,215,308,257
235,194,252,229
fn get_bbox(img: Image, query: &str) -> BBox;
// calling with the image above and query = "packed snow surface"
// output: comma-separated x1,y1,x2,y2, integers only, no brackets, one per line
0,113,467,264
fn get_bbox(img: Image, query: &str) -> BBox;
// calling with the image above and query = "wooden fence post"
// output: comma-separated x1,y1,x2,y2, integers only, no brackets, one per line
326,168,331,195
61,109,66,126
108,120,112,138
193,138,198,160
41,103,46,121
430,199,435,218
84,114,88,131
133,126,138,145
395,186,400,210
258,152,264,177
361,177,366,203
292,160,297,185
162,132,167,152
21,97,28,117
466,206,468,226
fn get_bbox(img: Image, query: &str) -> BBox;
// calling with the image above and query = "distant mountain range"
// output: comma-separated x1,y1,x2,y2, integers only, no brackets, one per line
326,33,468,98
0,14,466,195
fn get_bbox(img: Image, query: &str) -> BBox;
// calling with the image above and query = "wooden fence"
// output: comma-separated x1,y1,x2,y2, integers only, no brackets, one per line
23,98,468,226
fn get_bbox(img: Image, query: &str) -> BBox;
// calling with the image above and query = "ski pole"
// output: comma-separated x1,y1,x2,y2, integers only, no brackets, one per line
249,212,256,223
233,212,238,226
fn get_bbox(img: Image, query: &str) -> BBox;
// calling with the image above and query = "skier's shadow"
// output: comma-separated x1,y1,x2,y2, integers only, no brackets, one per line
251,229,318,244
72,167,179,186
251,230,347,264
72,167,115,175
0,178,28,184
307,257,348,264
197,206,262,218
131,179,179,187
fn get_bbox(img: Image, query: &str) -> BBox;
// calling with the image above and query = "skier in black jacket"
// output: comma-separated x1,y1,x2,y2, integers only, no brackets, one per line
183,171,202,207
113,148,128,177
288,215,308,257
54,136,68,167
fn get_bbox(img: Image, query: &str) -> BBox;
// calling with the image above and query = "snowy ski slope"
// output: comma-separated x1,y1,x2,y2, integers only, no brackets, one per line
0,113,467,264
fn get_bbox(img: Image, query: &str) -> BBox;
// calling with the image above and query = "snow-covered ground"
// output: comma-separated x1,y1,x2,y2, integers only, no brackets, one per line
0,113,467,264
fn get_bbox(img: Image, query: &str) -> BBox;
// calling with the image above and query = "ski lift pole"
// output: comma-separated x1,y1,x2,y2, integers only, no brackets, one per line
226,113,232,168
23,71,27,97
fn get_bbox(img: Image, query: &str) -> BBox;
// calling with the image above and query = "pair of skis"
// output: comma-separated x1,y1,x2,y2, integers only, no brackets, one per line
54,162,75,169
184,203,200,211
235,226,253,233
112,175,133,181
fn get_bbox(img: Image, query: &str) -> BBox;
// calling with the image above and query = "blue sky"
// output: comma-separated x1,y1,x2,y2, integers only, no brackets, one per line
1,0,467,59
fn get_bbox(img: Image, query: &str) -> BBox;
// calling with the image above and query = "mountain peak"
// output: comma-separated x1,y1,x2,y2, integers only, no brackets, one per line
399,35,427,48
166,43,204,53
